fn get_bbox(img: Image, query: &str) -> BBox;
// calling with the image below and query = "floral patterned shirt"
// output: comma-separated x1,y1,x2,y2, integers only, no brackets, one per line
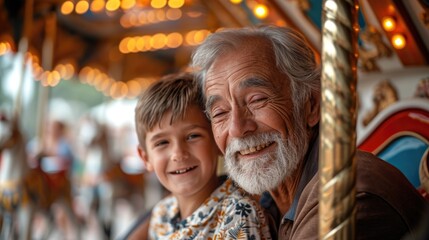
149,179,272,240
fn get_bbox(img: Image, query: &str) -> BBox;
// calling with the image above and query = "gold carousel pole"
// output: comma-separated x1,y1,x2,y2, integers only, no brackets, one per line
35,11,57,154
14,0,34,118
319,0,359,239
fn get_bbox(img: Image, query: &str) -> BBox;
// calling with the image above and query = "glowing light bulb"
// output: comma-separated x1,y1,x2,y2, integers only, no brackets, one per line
254,4,268,19
168,0,184,8
391,34,406,49
382,17,396,32
75,0,89,14
90,0,105,12
61,1,74,15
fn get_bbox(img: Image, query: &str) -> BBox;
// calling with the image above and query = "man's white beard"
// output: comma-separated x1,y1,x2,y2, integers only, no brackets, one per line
225,130,308,195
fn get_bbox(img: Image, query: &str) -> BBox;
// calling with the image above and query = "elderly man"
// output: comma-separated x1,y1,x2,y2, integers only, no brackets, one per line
190,25,427,239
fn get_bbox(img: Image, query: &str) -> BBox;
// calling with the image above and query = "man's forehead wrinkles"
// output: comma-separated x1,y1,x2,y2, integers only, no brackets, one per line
239,77,271,89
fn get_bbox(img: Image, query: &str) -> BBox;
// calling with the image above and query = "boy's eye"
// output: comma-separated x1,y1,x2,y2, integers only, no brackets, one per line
154,140,168,147
187,133,201,140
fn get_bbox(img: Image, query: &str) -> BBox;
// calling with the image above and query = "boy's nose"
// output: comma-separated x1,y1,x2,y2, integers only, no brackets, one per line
171,142,189,162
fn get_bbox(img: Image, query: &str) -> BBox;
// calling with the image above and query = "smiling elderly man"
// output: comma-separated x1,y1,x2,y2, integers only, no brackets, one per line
190,25,428,239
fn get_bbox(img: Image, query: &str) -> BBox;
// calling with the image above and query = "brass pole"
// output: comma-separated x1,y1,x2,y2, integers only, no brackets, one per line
35,12,56,154
319,0,359,239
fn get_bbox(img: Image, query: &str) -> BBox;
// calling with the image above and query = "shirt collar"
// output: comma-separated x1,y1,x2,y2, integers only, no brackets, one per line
283,136,319,221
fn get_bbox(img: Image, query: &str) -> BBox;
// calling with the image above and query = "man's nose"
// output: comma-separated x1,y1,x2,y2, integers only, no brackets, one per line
229,106,257,138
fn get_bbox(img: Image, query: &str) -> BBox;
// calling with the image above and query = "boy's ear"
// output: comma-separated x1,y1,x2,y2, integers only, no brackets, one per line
137,145,153,172
306,93,320,127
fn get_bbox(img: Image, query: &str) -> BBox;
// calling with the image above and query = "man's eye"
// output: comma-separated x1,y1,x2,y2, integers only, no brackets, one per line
250,96,268,104
211,109,227,119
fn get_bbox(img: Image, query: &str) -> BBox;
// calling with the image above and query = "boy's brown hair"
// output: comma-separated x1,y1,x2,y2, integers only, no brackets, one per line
134,72,205,148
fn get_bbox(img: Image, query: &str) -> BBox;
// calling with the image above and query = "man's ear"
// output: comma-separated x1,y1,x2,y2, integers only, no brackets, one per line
137,145,153,172
306,93,320,127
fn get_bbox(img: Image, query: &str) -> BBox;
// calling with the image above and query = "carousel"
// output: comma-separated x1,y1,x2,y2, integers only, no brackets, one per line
0,0,428,239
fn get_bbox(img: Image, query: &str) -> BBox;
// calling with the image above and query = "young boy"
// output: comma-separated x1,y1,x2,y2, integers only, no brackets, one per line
134,72,272,239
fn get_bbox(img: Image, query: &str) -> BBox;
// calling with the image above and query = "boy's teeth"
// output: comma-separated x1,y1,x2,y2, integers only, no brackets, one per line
239,142,271,155
174,166,194,174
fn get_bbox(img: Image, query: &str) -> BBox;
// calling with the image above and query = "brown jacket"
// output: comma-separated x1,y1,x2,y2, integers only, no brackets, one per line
279,150,428,239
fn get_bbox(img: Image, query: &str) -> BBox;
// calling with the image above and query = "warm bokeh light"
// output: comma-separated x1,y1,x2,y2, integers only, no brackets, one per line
387,4,396,15
150,33,167,49
127,80,142,98
155,9,166,21
127,37,137,52
129,13,139,26
135,37,145,51
50,70,61,86
194,30,209,44
147,11,157,23
75,0,90,15
230,0,242,4
254,4,269,19
33,65,43,79
186,11,202,18
119,37,130,53
61,1,74,15
391,34,406,49
55,64,66,78
141,36,152,51
121,8,183,29
138,12,147,24
99,78,112,92
90,0,105,12
166,8,182,20
41,71,50,86
151,0,167,9
137,77,157,90
110,81,128,99
64,63,75,79
106,0,121,12
119,29,212,54
185,30,196,45
93,72,105,87
0,42,12,56
79,66,93,83
120,15,132,28
168,0,185,8
166,32,183,48
121,0,136,10
382,17,396,32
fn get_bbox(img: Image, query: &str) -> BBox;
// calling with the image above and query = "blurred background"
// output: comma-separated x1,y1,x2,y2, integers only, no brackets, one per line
1,0,429,239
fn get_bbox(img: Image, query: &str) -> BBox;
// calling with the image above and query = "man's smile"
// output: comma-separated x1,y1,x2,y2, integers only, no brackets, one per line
238,141,275,155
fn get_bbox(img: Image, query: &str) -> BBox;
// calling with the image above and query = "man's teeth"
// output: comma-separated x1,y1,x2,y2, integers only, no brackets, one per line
174,166,195,174
239,142,271,155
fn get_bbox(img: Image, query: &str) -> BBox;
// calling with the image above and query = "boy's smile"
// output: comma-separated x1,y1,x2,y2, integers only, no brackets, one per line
170,166,198,175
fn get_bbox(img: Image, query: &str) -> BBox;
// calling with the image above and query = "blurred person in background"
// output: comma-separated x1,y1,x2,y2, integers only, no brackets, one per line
27,117,76,175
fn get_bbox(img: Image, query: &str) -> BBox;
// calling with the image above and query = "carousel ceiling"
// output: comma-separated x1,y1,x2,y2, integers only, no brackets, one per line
0,0,428,99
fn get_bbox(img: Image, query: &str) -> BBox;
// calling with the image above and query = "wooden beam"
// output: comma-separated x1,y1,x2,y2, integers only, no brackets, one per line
367,0,429,65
